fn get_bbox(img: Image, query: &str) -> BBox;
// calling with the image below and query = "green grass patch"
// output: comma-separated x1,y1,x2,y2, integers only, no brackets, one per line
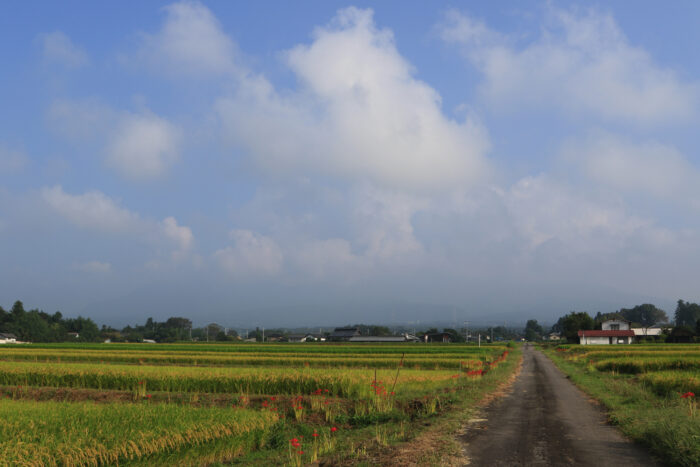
543,347,700,467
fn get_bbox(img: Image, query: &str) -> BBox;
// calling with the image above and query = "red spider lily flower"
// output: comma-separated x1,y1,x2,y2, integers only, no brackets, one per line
681,392,695,399
146,394,152,399
298,451,304,455
331,427,337,432
312,432,319,437
262,401,269,407
324,389,329,393
390,391,395,395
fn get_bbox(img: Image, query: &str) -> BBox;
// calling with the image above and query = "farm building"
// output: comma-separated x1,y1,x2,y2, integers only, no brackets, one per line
424,332,452,343
349,334,420,343
578,320,634,345
548,332,562,340
329,327,361,341
286,334,315,343
0,332,18,344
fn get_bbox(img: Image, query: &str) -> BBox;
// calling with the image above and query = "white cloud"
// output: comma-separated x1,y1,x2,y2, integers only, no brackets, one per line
217,7,490,190
440,8,697,124
564,133,700,204
161,216,193,251
351,187,424,259
0,145,29,174
106,113,180,180
41,185,140,233
504,175,647,250
292,238,361,279
41,186,196,260
213,230,283,277
46,100,179,180
39,31,88,68
136,0,237,76
75,261,112,274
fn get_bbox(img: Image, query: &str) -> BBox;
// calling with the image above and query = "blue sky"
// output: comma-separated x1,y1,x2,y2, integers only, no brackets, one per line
2,1,700,327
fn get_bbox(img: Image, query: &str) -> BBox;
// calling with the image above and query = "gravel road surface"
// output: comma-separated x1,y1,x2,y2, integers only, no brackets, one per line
460,344,657,466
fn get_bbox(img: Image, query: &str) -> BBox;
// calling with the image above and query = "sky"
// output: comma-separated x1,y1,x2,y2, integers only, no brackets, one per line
1,1,700,328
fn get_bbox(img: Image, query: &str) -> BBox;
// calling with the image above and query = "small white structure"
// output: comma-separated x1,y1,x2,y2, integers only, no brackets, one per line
0,333,18,344
632,328,663,337
349,334,421,343
548,332,562,341
578,319,634,345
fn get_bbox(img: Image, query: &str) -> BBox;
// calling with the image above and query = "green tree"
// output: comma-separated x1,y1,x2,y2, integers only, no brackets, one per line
524,319,544,341
65,316,100,342
619,304,668,327
674,300,700,327
555,311,594,342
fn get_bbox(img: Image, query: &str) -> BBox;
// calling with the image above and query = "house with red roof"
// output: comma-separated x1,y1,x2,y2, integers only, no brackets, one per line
578,319,634,345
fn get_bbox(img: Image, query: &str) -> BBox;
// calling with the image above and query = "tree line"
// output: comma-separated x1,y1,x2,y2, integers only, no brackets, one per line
525,300,700,342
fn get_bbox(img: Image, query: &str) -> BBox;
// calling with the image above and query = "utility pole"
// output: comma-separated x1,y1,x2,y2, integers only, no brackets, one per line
262,327,265,343
478,333,481,348
491,326,493,344
464,321,469,343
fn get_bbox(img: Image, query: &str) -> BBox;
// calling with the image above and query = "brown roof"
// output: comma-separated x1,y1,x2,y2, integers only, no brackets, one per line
577,330,635,337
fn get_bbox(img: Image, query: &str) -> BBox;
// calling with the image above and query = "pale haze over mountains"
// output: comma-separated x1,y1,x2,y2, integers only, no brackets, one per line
1,1,699,327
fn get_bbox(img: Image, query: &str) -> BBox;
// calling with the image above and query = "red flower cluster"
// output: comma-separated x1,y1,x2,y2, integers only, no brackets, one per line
467,369,484,377
371,379,387,396
290,437,303,455
681,391,695,399
312,388,330,395
293,395,304,411
331,426,338,433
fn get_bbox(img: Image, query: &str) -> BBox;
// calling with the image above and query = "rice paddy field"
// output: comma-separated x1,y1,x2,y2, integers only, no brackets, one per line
0,342,520,466
544,343,700,466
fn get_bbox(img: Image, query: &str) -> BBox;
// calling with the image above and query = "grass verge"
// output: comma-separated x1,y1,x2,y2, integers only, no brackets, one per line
542,347,700,467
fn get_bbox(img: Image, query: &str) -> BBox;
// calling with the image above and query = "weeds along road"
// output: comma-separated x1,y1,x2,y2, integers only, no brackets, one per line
460,344,657,467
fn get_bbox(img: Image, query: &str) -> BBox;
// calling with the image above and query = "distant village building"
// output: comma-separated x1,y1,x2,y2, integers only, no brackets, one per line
329,327,361,341
349,334,420,343
0,333,18,344
424,332,452,343
265,333,284,342
548,332,562,341
632,327,663,338
286,334,315,343
578,319,634,345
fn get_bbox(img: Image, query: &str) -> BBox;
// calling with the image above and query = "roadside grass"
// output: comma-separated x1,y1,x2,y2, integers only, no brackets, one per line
543,347,700,467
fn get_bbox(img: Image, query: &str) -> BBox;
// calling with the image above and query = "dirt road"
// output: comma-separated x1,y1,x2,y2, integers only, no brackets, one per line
460,344,657,466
